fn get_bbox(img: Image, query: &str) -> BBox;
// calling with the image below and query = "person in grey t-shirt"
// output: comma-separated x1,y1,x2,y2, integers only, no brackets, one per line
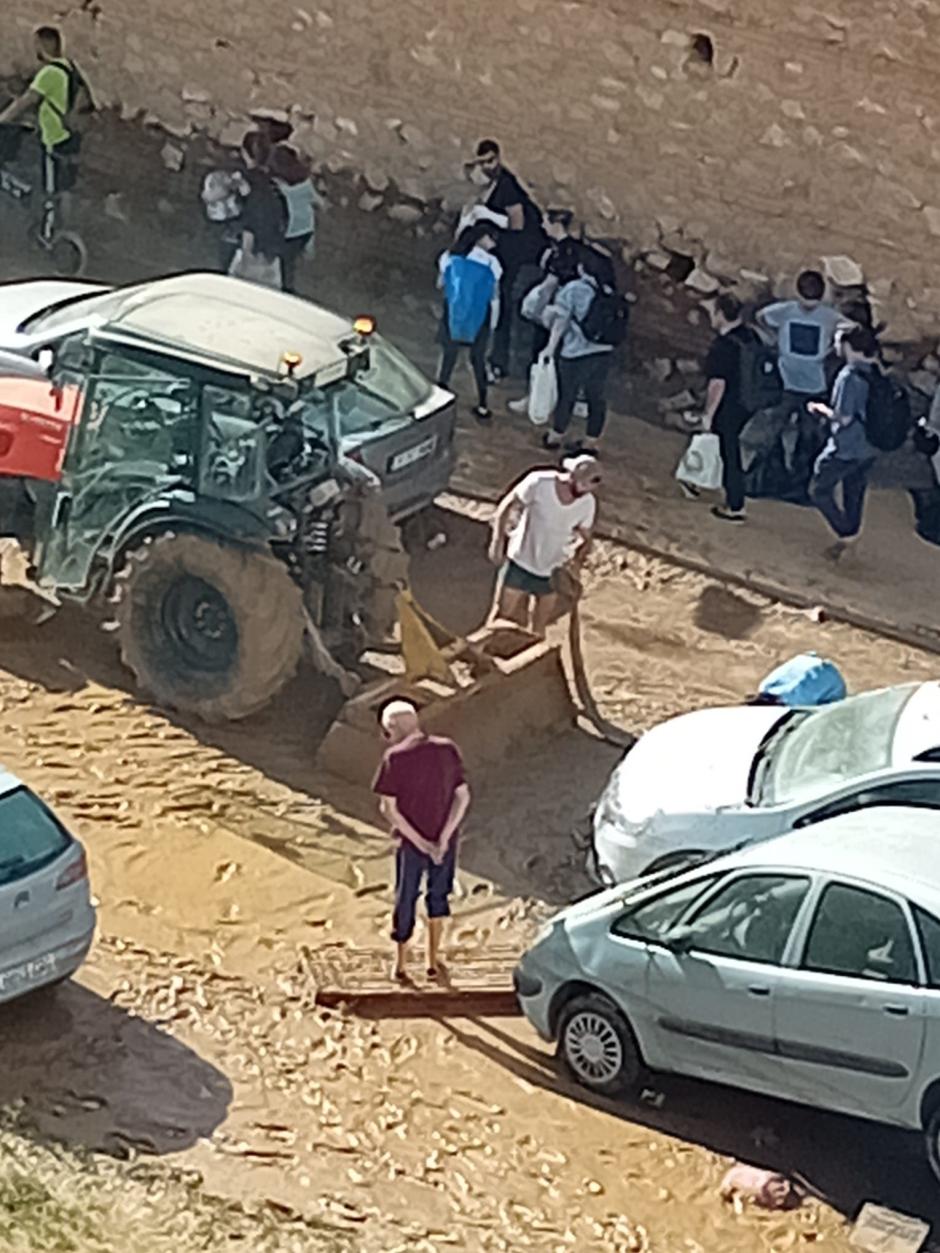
746,270,846,489
807,325,879,560
540,252,615,455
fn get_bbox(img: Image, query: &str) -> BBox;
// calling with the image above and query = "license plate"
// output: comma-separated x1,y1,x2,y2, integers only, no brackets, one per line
0,953,55,994
389,435,436,473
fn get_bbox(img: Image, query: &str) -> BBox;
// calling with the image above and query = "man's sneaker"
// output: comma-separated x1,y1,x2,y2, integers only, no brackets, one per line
473,405,493,423
507,396,529,415
541,432,563,450
486,363,506,385
678,480,700,500
711,505,746,523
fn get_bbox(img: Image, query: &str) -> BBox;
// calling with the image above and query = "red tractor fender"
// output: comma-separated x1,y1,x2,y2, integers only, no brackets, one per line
0,376,81,485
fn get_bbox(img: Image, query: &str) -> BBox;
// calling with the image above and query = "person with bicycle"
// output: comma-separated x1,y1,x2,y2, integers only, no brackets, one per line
0,26,92,203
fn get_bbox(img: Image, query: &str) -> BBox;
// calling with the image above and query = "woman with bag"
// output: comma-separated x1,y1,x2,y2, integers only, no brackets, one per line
269,144,320,294
437,223,503,422
229,131,287,289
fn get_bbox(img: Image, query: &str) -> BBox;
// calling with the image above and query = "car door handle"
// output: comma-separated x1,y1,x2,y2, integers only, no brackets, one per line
884,1005,909,1017
748,985,771,997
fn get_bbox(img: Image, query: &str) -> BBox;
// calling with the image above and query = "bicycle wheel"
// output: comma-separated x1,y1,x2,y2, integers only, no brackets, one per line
49,231,87,277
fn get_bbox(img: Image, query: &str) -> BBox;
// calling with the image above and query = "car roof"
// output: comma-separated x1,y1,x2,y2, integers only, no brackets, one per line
727,806,940,913
86,273,354,381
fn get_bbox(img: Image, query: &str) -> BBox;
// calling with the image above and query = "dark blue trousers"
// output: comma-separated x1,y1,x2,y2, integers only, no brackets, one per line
392,840,457,943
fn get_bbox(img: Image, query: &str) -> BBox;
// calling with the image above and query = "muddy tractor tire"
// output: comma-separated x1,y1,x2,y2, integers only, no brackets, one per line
114,533,305,721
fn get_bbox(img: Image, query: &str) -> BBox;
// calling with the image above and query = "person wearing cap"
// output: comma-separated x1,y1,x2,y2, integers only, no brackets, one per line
373,701,470,982
488,456,600,636
467,139,545,382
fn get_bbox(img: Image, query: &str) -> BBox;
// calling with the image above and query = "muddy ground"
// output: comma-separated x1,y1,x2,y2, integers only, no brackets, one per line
0,118,940,1249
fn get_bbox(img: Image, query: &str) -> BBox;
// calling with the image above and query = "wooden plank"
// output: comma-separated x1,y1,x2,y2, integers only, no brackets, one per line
315,987,520,1018
308,945,522,1017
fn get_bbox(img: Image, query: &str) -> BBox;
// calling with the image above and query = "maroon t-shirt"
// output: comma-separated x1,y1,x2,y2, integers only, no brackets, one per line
373,735,466,848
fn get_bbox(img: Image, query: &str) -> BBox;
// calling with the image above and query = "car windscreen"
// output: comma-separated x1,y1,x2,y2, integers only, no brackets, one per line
296,335,433,441
757,685,917,806
0,787,71,885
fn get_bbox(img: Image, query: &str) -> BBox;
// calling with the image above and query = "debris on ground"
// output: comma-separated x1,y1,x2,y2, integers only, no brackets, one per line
849,1203,930,1253
719,1161,795,1211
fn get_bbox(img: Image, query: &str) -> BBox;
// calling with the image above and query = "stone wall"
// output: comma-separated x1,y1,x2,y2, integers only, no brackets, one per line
6,0,940,337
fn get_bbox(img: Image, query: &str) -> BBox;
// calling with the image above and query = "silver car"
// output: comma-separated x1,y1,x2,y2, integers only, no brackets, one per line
516,806,940,1180
0,769,96,1003
0,276,455,519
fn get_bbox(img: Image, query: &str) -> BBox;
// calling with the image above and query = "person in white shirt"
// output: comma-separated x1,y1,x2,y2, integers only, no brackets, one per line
487,455,600,636
437,223,503,421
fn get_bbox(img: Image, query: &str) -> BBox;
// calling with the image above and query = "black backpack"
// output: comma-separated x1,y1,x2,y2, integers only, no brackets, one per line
579,284,630,348
49,58,95,135
864,366,911,452
737,333,783,416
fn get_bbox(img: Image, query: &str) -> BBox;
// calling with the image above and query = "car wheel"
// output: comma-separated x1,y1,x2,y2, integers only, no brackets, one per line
557,993,641,1096
924,1102,940,1183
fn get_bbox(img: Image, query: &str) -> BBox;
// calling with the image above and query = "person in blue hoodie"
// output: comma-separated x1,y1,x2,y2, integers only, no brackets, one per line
437,223,503,422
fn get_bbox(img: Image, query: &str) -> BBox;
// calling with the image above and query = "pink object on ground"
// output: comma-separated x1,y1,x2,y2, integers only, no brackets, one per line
720,1162,793,1210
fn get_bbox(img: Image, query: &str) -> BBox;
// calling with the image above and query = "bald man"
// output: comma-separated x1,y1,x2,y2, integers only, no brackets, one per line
373,701,471,981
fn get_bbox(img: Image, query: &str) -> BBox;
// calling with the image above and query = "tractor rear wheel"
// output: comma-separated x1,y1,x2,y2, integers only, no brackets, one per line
114,533,305,721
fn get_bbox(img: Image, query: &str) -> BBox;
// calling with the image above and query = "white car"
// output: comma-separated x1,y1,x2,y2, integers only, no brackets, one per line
591,681,940,885
515,807,940,1179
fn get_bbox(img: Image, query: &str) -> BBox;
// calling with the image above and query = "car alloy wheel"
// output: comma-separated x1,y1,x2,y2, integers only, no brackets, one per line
566,1011,623,1085
563,1008,624,1086
557,992,642,1096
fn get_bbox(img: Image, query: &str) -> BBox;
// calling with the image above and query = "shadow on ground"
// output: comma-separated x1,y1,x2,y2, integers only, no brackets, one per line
448,1017,940,1241
0,978,231,1157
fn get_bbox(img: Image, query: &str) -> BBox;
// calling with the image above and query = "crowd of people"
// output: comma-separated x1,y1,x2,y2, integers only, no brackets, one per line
446,138,940,555
687,276,940,554
3,31,938,552
201,120,320,293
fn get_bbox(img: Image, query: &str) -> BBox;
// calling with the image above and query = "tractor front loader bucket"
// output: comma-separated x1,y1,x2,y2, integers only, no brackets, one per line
315,615,575,789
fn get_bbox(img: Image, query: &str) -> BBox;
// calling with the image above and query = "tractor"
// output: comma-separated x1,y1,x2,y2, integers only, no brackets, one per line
0,275,433,720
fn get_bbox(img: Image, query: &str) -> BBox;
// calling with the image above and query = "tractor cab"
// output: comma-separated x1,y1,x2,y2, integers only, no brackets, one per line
31,320,371,598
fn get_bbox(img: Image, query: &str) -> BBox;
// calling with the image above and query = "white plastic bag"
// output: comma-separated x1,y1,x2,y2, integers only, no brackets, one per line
527,357,558,426
675,432,722,490
228,245,283,289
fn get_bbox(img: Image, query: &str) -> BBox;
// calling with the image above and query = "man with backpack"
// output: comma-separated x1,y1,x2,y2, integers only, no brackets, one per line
699,294,767,523
0,27,92,201
466,140,546,382
539,252,628,456
807,325,902,560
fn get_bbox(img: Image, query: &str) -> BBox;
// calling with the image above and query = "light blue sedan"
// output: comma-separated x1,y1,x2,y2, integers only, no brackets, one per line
516,807,940,1181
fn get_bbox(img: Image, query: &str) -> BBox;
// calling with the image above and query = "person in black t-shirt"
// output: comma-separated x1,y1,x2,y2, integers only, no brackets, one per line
700,294,761,523
469,139,546,380
238,131,288,276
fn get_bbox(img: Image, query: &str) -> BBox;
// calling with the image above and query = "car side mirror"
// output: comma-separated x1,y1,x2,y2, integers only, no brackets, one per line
662,925,697,956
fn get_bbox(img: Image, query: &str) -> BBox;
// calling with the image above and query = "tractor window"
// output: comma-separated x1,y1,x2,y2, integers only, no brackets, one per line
82,352,195,478
199,384,266,502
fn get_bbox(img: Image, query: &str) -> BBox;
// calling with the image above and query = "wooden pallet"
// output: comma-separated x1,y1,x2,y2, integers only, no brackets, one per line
309,944,522,1018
